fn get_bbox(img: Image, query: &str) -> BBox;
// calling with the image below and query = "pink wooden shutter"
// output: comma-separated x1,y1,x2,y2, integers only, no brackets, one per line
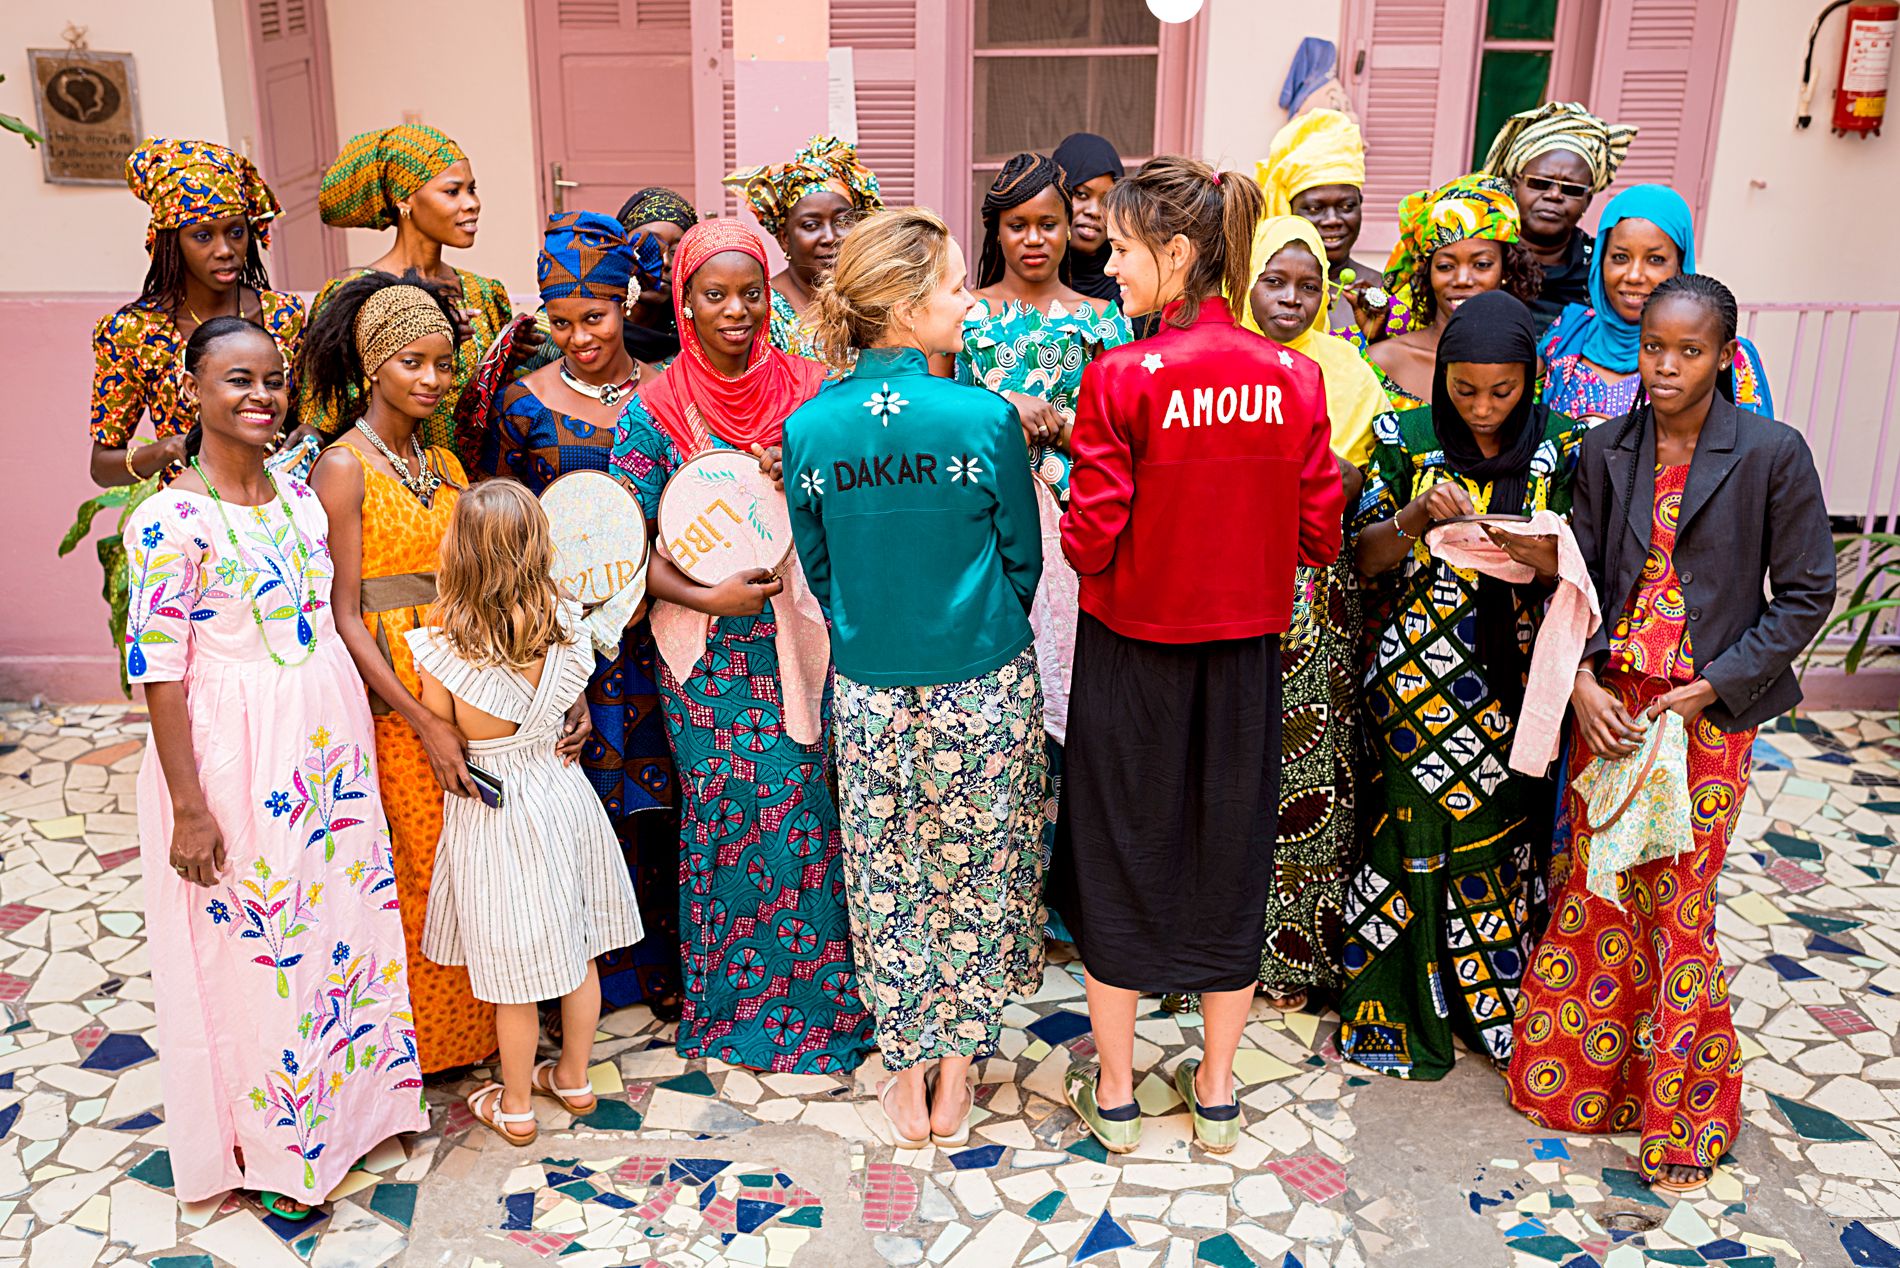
1342,0,1483,258
248,0,342,289
830,1,922,206
1588,0,1739,224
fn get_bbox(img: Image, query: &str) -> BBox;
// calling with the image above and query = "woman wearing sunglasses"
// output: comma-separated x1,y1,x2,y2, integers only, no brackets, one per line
1481,103,1638,336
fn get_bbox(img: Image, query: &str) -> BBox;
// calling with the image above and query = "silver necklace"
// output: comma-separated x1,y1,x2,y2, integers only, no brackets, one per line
559,360,639,408
352,419,442,506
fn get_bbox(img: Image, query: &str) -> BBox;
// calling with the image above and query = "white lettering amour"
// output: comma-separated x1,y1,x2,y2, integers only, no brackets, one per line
1161,384,1284,430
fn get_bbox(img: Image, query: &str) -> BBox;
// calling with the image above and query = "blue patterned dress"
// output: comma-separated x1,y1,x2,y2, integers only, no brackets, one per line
610,398,875,1073
480,381,679,1011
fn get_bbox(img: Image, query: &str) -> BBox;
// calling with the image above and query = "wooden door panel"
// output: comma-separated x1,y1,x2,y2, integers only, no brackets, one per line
531,0,698,217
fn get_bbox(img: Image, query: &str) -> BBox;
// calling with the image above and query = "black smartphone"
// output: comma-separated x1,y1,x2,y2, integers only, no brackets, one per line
467,761,505,810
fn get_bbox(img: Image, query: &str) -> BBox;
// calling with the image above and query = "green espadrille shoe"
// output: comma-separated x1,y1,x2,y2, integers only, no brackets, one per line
1065,1064,1142,1154
1174,1058,1241,1154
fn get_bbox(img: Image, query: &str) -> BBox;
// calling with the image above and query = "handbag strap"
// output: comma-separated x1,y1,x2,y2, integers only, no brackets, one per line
1579,711,1670,835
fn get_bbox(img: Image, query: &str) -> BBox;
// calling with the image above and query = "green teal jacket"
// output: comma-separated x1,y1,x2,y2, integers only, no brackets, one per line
783,347,1043,687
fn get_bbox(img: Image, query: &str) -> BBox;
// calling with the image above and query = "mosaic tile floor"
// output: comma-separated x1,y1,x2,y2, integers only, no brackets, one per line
1,701,1898,1266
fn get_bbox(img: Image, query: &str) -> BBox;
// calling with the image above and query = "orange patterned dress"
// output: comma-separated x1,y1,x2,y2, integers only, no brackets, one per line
343,442,496,1072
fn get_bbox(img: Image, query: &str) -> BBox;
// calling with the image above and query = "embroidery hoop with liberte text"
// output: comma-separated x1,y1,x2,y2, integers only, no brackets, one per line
656,445,794,587
539,470,650,606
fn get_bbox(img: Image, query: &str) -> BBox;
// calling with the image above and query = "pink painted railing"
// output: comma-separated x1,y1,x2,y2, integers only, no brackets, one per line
1742,302,1900,646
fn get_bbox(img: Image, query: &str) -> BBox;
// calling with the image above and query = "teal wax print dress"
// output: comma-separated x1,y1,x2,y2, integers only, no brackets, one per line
610,399,875,1074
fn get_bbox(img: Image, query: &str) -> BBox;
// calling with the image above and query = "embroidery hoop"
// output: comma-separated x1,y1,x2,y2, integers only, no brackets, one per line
539,470,650,607
656,449,794,586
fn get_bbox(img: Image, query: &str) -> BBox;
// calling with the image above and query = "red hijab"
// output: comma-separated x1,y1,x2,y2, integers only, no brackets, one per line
639,218,827,456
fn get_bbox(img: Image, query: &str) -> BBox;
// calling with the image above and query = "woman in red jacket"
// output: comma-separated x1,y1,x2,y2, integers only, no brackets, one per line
1059,156,1345,1155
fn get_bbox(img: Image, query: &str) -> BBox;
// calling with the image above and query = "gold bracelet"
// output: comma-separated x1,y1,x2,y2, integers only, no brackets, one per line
123,443,144,481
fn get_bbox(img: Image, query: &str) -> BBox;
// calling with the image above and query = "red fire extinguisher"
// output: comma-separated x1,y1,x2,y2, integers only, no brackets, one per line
1835,3,1897,133
1801,1,1898,135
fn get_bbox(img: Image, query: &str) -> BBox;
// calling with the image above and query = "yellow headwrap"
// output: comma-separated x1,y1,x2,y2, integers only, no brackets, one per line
1239,216,1383,468
354,285,454,376
1255,110,1366,219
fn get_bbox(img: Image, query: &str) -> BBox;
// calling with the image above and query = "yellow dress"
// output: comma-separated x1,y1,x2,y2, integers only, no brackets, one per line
340,443,496,1072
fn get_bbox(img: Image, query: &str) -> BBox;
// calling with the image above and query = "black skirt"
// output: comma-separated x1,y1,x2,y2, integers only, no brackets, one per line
1060,612,1282,993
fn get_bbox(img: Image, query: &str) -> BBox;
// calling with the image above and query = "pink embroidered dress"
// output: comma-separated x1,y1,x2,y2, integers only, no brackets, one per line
123,475,426,1203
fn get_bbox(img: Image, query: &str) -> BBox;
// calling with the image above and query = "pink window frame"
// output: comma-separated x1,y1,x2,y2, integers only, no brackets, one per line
940,2,1206,241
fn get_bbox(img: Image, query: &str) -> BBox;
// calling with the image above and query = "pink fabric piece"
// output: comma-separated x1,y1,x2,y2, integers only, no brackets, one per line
1426,509,1600,777
1028,483,1077,744
650,540,830,747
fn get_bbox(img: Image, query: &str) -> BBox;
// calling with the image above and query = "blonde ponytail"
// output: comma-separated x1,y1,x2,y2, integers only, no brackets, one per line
808,207,951,371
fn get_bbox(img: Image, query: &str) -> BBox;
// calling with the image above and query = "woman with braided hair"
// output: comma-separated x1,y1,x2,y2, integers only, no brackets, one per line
957,153,1131,947
90,138,306,489
1508,274,1832,1193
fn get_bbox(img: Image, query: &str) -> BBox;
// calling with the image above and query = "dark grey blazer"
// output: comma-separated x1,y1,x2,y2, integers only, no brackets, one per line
1572,396,1836,732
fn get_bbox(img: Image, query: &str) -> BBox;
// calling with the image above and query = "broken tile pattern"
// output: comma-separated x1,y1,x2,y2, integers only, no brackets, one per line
0,704,1896,1264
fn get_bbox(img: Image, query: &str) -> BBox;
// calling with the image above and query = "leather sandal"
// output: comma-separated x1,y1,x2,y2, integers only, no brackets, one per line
469,1084,539,1147
531,1058,597,1114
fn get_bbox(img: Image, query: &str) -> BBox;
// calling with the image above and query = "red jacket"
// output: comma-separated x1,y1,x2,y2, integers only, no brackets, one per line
1061,297,1344,644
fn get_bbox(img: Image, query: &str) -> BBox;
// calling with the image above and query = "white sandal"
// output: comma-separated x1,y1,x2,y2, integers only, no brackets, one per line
531,1058,597,1113
877,1077,931,1149
469,1084,538,1146
924,1069,975,1147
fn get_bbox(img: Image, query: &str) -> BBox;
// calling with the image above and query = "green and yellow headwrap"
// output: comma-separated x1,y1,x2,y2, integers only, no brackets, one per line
722,135,884,238
1384,173,1521,287
355,285,454,376
1482,101,1636,193
319,124,468,231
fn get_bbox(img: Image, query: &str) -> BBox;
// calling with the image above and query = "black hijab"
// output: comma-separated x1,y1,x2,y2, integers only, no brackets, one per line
1052,133,1124,305
615,186,699,364
1429,289,1548,719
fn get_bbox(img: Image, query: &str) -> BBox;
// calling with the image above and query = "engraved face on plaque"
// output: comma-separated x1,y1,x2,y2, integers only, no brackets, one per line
656,451,794,585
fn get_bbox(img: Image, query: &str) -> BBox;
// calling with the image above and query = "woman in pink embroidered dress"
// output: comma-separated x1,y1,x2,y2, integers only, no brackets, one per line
123,318,425,1215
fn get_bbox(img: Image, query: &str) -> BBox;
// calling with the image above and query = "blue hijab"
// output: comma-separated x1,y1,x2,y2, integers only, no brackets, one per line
1545,184,1695,374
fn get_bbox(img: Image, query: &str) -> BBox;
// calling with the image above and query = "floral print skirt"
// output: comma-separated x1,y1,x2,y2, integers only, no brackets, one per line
832,648,1051,1070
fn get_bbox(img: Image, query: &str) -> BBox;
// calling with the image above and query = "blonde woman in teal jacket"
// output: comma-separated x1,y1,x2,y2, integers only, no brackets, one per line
783,208,1050,1152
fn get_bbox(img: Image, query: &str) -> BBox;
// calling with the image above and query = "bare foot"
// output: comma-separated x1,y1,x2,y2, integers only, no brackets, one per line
1649,1163,1711,1192
928,1074,971,1139
538,1059,597,1113
879,1076,930,1144
1265,990,1308,1011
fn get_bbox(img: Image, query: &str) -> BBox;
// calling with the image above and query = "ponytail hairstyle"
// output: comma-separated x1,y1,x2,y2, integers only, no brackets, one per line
977,152,1074,290
181,315,280,462
1100,155,1263,328
808,207,952,373
296,269,463,430
123,227,272,319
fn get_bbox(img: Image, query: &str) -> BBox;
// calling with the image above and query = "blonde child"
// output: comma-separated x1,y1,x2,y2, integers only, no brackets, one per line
407,480,643,1145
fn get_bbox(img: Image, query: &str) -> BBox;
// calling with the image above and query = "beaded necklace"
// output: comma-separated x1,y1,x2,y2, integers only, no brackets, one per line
189,457,321,668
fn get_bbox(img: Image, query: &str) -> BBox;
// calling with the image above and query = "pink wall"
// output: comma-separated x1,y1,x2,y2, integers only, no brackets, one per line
2,295,157,704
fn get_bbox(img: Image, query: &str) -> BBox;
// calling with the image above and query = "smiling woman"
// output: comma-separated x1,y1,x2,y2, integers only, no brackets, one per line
609,218,874,1076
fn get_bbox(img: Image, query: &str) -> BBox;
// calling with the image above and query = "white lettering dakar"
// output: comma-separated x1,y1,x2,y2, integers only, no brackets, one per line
1160,384,1284,430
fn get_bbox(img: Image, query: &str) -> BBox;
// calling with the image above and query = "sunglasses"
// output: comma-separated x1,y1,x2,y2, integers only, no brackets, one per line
1523,175,1592,199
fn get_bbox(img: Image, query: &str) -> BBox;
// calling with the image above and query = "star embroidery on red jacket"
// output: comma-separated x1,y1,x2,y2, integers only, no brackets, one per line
1278,350,1295,368
1140,352,1164,374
